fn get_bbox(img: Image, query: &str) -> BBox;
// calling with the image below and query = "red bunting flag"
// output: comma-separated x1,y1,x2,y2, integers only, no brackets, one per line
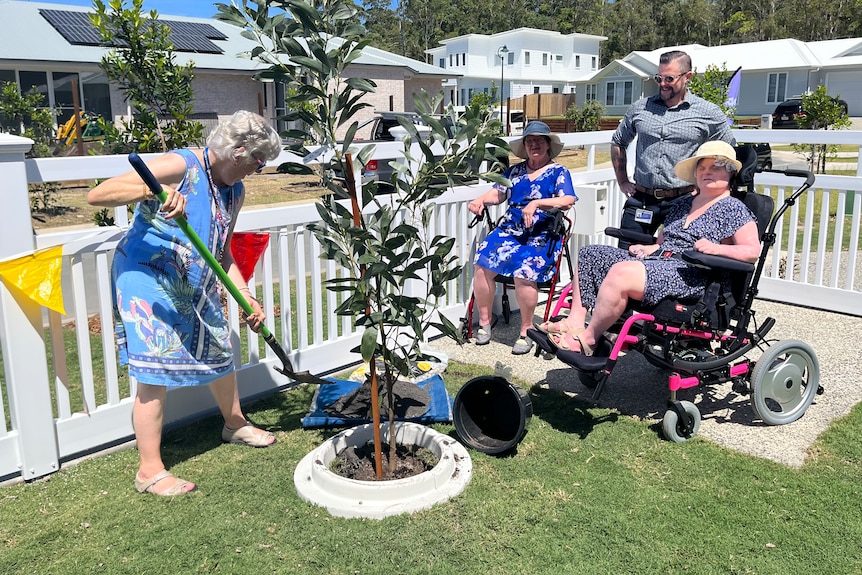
230,232,270,282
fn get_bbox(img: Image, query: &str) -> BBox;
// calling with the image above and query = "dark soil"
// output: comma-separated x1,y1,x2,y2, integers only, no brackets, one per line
332,441,438,481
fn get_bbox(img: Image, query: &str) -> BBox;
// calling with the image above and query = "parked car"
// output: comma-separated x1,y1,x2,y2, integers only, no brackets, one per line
753,143,772,171
772,95,849,129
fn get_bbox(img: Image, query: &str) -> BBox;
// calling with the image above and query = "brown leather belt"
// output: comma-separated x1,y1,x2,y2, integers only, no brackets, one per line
635,184,694,199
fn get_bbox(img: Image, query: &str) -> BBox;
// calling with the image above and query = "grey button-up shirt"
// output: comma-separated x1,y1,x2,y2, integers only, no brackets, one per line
611,92,736,190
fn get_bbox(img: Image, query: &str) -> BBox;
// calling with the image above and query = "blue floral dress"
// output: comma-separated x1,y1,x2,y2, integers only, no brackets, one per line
578,195,755,307
474,162,576,282
111,148,242,387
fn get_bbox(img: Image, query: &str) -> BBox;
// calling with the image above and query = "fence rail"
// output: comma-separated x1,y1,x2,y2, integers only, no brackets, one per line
1,128,860,483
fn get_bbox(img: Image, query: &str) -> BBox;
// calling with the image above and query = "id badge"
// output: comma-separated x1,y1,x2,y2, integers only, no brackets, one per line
634,208,653,224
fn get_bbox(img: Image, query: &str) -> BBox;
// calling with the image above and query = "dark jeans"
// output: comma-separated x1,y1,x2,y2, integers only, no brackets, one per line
618,193,685,249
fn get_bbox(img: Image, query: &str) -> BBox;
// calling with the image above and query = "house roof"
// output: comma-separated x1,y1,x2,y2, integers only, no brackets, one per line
432,26,607,47
0,0,453,77
585,37,854,83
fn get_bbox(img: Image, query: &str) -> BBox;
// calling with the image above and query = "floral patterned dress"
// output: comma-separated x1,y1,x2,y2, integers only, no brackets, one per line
111,148,241,387
578,194,755,307
474,162,576,283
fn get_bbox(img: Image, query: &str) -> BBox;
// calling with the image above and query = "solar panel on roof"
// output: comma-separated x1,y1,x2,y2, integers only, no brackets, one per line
39,9,226,54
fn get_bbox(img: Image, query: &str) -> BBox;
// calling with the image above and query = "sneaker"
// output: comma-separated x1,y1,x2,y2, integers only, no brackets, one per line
475,326,492,345
512,337,534,355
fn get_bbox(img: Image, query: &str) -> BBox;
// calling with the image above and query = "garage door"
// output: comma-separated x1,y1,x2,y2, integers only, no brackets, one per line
826,71,861,116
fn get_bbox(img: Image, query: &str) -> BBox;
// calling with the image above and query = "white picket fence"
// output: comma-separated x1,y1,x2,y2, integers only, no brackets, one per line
1,128,860,483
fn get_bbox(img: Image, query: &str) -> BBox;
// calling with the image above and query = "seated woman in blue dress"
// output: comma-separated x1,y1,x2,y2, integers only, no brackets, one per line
468,121,577,355
537,140,761,356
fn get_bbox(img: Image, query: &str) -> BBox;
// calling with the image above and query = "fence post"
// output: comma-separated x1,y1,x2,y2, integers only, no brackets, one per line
0,134,60,481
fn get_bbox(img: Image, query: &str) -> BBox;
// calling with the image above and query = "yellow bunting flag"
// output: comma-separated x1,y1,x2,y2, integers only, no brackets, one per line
0,246,65,315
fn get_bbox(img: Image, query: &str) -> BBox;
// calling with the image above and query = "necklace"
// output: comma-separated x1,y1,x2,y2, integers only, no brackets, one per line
203,147,233,247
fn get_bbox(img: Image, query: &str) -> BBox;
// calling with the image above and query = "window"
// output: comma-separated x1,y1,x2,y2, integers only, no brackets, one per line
552,87,560,94
439,58,445,68
19,71,48,104
575,55,581,68
508,52,514,65
767,72,787,103
585,84,597,101
80,71,111,121
533,87,540,94
524,51,531,65
52,72,80,124
542,53,548,66
555,54,563,62
449,54,453,67
461,53,466,66
0,69,14,86
591,56,597,70
570,87,575,94
605,81,633,106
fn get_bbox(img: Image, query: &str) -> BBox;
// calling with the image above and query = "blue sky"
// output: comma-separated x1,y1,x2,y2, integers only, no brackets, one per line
25,0,223,18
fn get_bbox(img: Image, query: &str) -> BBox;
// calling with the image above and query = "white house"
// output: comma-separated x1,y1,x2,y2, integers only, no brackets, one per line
426,28,606,107
577,38,862,118
0,0,457,140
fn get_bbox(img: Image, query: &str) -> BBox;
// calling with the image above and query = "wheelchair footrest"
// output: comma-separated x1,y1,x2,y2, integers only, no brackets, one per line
526,329,610,372
556,346,610,372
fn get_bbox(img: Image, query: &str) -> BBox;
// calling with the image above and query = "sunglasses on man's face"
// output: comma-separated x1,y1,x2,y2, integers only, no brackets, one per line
654,73,686,84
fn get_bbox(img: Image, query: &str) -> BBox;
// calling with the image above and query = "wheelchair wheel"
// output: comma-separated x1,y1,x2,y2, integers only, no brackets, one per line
750,339,820,426
661,401,701,442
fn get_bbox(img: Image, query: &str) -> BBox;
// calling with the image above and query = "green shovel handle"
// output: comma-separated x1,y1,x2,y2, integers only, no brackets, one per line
127,153,270,337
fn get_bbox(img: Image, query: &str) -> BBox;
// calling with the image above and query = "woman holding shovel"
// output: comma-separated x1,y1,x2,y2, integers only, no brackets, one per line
88,110,282,496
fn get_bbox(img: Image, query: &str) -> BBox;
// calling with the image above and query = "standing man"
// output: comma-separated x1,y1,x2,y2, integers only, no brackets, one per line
611,50,735,244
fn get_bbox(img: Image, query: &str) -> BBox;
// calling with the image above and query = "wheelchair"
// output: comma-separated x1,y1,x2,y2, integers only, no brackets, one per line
527,145,824,442
460,206,574,341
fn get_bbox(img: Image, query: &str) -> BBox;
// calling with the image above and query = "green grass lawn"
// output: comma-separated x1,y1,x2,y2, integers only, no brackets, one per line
1,359,861,575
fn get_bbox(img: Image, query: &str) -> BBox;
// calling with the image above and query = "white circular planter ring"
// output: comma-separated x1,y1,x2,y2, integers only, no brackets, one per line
294,421,472,519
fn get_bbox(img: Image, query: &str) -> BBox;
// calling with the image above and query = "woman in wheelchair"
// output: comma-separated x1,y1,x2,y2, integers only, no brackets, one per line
541,140,761,355
468,121,576,355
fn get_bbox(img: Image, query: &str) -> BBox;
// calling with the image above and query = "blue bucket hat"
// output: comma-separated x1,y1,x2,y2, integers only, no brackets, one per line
511,121,564,160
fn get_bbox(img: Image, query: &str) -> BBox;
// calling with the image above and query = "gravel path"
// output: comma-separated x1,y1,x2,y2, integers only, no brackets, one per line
430,299,862,468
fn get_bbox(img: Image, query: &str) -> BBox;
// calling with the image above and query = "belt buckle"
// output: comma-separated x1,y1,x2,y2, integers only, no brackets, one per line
653,188,673,199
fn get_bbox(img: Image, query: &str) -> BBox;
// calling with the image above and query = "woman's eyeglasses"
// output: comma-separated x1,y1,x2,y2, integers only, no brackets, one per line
654,73,685,84
254,156,266,173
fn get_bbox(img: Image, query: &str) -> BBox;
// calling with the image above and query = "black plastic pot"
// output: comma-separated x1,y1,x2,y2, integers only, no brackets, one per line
453,376,532,455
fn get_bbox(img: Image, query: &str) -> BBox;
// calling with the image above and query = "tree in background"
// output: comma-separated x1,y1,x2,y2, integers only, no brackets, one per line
90,0,204,153
564,100,605,133
0,81,63,214
0,82,55,158
688,63,735,121
360,0,862,65
796,85,851,173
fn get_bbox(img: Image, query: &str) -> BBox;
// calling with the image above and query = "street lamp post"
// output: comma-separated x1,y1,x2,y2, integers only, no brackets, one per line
496,45,509,107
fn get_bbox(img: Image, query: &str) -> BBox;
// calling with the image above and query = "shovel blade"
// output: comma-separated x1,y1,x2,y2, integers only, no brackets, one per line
274,365,333,386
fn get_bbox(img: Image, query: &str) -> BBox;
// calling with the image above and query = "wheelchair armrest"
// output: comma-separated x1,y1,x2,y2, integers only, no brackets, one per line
604,227,655,246
681,250,755,273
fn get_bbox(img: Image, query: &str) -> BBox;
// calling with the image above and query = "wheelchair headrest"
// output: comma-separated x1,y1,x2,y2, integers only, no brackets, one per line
734,144,758,190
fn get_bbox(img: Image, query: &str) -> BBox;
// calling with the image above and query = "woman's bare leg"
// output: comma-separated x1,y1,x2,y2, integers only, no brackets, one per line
513,278,538,336
472,265,497,327
210,373,274,443
579,260,646,348
134,382,195,493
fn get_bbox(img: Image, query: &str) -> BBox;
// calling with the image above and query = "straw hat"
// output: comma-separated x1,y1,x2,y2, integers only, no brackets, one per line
510,121,564,160
674,141,742,184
